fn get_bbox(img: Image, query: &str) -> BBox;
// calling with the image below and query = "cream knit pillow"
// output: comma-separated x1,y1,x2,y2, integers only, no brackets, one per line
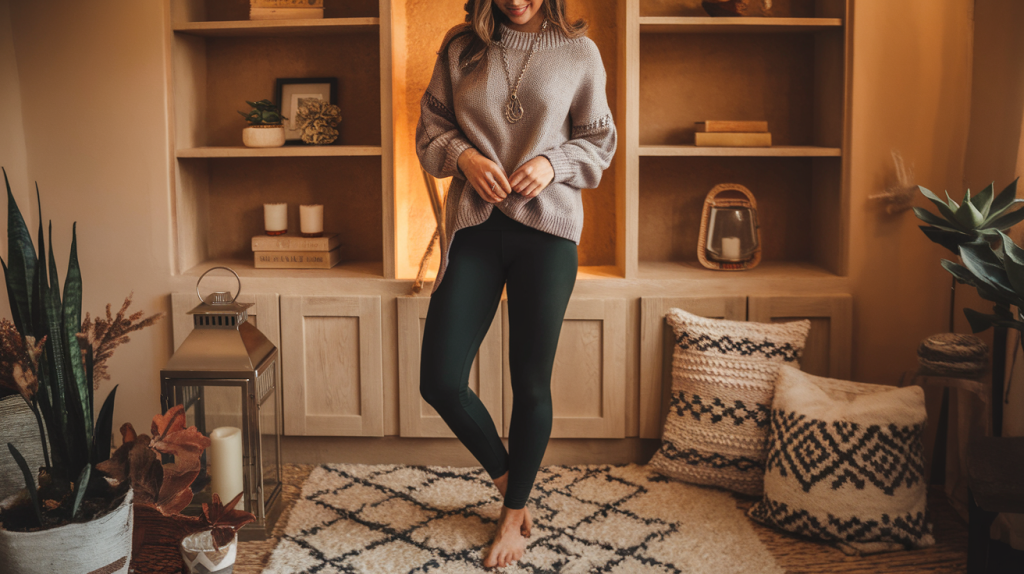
747,365,935,554
648,308,811,496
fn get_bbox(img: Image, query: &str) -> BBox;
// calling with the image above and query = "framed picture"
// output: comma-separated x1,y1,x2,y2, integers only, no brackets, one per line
276,77,337,144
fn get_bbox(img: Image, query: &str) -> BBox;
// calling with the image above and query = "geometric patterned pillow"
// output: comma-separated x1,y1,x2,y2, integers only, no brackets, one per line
747,365,935,554
647,308,811,496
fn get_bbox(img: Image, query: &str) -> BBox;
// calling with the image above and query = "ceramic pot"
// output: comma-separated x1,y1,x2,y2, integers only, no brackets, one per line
0,488,134,574
0,395,47,501
242,124,285,148
180,530,238,574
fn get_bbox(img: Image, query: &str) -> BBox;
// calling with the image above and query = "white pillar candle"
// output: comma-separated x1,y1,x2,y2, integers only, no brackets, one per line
300,204,324,236
208,426,244,506
721,236,742,260
263,203,287,235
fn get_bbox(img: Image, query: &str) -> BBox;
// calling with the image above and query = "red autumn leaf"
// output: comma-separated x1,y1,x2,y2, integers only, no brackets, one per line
202,492,256,549
127,435,162,506
151,404,187,441
96,422,139,483
151,423,210,515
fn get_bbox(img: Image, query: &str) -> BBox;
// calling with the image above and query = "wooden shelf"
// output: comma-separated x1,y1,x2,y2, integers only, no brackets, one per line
185,258,385,280
639,145,841,157
176,146,383,158
639,17,843,34
638,260,842,284
173,18,380,37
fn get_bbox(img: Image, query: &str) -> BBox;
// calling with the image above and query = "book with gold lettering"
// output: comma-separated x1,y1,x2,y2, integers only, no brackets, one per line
254,248,341,269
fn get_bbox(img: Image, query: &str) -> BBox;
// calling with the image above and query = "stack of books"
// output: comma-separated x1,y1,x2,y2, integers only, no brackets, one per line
694,121,771,147
252,233,341,269
250,0,324,20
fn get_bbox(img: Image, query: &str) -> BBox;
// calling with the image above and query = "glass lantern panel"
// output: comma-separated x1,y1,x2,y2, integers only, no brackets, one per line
706,206,759,262
175,383,245,507
259,392,280,501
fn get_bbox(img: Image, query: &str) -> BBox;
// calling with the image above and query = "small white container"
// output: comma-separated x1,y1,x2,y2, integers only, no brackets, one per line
180,530,238,574
242,125,285,148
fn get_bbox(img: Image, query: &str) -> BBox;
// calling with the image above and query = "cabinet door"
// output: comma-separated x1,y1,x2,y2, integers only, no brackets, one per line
281,295,384,436
396,297,503,437
501,298,627,439
638,296,747,439
170,292,281,431
748,294,853,379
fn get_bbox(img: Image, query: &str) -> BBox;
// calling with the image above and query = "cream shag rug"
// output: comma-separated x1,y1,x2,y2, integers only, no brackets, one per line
265,463,783,573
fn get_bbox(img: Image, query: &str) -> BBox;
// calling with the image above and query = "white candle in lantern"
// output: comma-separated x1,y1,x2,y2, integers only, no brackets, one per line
208,426,244,505
300,204,324,236
263,203,287,235
722,236,742,260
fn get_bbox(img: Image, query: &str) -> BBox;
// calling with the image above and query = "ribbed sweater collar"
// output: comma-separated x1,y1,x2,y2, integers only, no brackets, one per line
497,21,574,51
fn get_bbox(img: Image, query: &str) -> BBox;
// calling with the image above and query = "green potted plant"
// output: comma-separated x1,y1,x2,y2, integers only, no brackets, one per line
0,168,163,574
238,99,287,148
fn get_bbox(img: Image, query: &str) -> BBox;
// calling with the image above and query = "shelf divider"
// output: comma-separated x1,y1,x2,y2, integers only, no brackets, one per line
173,18,380,37
639,17,842,34
177,146,383,158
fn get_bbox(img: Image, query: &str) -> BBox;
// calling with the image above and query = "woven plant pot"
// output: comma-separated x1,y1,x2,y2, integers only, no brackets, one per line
0,395,47,501
0,488,134,574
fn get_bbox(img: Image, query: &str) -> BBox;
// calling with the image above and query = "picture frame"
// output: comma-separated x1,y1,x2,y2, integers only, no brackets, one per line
275,77,338,144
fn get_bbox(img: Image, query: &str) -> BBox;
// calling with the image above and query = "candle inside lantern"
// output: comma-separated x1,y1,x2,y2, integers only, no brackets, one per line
300,204,324,238
721,236,742,260
264,203,287,236
208,426,244,505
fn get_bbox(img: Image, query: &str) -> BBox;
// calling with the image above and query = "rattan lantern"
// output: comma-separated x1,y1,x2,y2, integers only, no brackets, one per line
697,183,762,270
160,267,282,540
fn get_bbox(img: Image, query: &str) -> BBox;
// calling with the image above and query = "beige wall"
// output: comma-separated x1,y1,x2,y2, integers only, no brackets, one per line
6,0,174,433
0,0,1008,446
847,0,975,383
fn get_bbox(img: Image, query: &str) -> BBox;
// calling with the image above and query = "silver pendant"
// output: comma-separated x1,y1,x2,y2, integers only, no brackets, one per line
505,95,524,124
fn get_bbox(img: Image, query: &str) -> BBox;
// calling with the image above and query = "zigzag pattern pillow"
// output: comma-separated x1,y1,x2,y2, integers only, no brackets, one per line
747,365,935,554
648,308,811,495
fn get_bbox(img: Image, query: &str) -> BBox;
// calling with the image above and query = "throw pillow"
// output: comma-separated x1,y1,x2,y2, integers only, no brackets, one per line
747,365,935,554
647,308,811,496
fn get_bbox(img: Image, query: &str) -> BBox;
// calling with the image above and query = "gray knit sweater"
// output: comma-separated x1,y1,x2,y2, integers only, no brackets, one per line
416,21,617,294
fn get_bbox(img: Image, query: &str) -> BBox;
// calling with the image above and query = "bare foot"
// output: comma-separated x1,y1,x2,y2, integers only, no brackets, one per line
492,472,531,537
483,505,528,569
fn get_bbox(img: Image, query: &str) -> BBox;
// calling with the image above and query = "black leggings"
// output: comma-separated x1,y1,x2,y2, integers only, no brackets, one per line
419,207,578,509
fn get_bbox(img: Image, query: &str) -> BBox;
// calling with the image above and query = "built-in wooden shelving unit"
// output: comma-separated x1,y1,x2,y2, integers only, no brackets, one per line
176,146,383,158
638,16,842,33
638,145,842,157
172,17,379,36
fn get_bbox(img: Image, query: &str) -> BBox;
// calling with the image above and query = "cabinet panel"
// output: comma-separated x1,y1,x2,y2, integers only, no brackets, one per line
748,294,852,379
638,296,747,439
171,292,281,431
396,297,502,437
281,295,383,436
502,298,627,439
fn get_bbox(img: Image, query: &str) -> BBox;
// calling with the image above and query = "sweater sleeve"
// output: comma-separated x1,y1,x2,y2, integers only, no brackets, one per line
540,41,617,190
415,37,474,179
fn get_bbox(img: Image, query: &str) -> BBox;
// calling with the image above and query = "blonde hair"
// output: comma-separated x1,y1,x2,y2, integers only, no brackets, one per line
441,0,588,70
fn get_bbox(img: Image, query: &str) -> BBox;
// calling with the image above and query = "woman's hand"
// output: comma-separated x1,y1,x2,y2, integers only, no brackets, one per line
509,156,554,199
458,148,511,203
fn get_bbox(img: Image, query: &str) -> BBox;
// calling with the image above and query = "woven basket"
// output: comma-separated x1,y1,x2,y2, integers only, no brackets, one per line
697,183,762,270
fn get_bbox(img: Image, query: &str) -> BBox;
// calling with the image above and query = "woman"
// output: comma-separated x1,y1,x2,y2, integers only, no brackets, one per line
415,0,616,568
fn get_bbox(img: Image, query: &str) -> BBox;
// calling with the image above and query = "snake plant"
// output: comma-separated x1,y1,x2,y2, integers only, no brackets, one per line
913,179,1024,253
1,168,118,527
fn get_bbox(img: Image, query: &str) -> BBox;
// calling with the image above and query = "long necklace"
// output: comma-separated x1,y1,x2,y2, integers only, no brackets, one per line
499,20,547,124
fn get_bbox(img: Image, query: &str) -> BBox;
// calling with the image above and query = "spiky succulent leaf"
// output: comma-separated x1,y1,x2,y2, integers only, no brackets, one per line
71,463,91,519
7,443,43,527
954,198,985,230
989,178,1020,215
92,385,117,464
959,242,1022,306
963,307,1024,334
918,186,962,227
974,182,995,218
4,169,36,335
986,204,1024,231
921,226,967,254
946,190,960,210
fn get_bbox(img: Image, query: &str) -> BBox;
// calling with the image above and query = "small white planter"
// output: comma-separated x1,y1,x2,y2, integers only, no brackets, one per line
0,488,134,574
242,124,285,148
181,530,238,574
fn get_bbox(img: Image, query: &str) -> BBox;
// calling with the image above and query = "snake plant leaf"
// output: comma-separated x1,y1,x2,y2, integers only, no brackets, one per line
974,182,995,218
989,177,1020,215
71,463,91,519
92,385,117,464
7,443,43,527
918,186,961,225
62,223,91,444
4,168,36,335
921,226,967,254
954,197,986,230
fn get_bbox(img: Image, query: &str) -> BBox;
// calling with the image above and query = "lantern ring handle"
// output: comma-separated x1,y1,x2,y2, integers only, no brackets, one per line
196,266,242,305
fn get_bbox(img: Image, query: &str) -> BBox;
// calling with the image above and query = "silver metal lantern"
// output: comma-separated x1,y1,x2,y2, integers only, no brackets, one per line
160,267,282,540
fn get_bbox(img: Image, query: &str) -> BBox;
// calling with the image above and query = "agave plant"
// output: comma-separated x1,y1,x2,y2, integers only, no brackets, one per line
914,179,1024,253
942,232,1024,334
237,99,286,125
